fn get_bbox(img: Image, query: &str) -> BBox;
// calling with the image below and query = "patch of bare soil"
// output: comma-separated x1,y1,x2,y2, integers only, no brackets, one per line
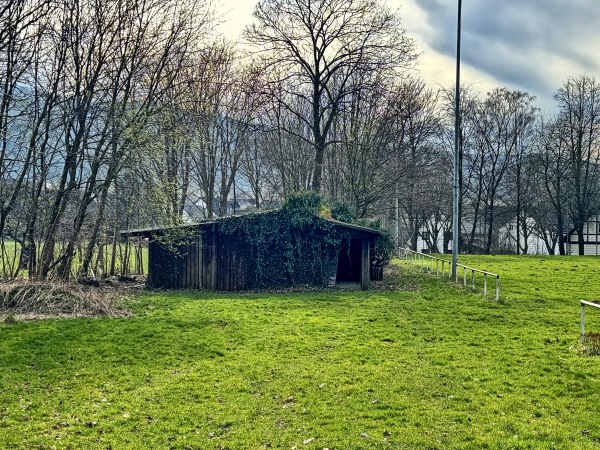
0,278,142,321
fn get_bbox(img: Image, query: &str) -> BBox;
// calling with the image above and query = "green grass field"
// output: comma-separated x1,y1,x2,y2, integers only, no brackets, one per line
1,255,600,449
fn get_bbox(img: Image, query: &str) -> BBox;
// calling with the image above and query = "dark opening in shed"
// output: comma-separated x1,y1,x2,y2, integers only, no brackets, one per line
336,238,362,283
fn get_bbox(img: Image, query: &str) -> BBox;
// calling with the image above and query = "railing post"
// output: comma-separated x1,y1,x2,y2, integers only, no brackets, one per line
483,273,487,297
581,301,586,344
495,276,500,301
400,252,499,301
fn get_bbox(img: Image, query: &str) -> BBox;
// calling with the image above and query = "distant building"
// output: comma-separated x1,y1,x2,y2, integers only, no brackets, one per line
182,194,280,223
566,216,600,255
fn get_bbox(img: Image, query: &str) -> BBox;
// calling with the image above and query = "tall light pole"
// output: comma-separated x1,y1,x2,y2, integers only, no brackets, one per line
451,0,462,280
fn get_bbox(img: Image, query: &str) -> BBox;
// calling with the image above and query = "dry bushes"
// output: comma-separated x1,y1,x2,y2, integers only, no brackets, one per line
582,332,600,356
0,281,134,320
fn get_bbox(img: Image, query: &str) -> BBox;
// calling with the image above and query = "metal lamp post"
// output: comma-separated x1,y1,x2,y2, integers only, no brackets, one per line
451,0,462,280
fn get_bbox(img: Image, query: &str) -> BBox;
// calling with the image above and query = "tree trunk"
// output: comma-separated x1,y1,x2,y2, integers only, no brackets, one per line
311,145,325,193
521,217,529,254
577,223,585,255
81,181,111,277
109,204,119,276
485,201,495,254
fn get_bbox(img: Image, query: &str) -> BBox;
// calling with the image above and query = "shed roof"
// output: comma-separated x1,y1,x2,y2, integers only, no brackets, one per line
121,211,381,238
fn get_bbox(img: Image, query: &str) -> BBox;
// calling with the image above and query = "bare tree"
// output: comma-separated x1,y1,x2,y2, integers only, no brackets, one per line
393,78,443,250
29,0,216,279
470,88,536,254
554,75,600,255
504,101,539,254
0,0,52,273
439,85,481,253
323,72,399,219
175,42,257,218
532,117,570,254
253,78,315,198
244,0,415,193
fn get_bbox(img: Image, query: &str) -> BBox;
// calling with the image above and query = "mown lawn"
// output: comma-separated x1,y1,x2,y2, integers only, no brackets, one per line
1,256,600,449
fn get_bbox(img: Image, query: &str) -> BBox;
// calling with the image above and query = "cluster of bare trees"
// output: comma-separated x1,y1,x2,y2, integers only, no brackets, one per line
2,0,600,279
533,76,600,255
448,76,600,256
0,0,217,277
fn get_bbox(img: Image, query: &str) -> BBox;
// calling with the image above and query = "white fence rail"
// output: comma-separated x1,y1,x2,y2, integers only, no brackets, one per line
580,300,600,344
399,248,500,301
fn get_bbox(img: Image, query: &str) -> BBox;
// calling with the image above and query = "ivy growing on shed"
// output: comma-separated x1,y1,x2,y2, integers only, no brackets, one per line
143,191,394,290
217,192,349,289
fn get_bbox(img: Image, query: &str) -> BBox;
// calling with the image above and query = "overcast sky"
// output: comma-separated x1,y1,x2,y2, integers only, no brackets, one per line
217,0,600,112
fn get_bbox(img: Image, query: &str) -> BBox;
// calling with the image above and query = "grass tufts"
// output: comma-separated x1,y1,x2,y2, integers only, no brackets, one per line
582,332,600,356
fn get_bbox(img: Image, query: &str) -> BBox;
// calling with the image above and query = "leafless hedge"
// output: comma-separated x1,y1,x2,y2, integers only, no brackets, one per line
0,281,134,319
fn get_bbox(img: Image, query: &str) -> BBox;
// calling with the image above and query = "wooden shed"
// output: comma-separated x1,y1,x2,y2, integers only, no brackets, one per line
123,212,382,291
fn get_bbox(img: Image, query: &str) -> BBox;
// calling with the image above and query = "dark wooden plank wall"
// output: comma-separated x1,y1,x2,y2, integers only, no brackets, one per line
182,231,202,290
147,224,376,291
217,232,246,291
180,228,215,290
162,228,247,291
147,238,153,287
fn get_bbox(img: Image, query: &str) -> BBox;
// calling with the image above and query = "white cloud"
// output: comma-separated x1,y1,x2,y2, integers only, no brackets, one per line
411,0,600,110
216,0,600,112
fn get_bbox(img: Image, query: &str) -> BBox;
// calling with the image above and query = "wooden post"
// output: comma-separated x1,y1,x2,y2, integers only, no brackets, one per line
210,231,217,290
361,238,370,290
147,240,153,287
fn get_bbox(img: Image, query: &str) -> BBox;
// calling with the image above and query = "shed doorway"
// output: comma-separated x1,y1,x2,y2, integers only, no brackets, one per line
336,238,362,283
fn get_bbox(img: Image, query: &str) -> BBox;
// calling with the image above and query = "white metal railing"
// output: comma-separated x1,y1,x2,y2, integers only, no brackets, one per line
399,247,500,301
580,300,600,344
